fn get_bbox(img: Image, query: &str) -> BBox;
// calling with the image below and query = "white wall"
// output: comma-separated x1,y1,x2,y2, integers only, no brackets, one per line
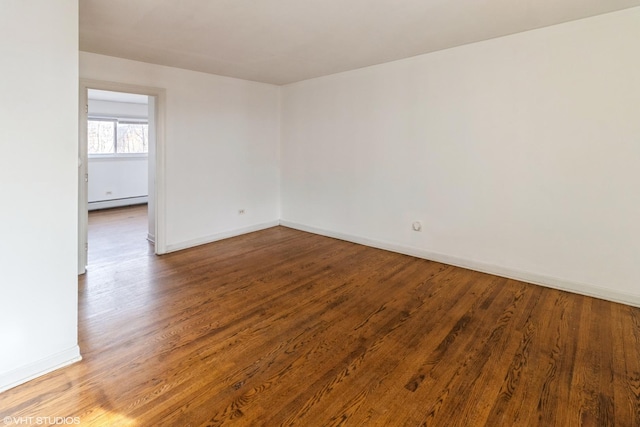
80,52,281,251
281,8,640,306
0,0,80,391
87,99,149,209
88,157,148,205
89,98,148,118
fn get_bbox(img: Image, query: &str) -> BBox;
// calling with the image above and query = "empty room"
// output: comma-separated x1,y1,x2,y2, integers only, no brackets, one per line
1,1,639,426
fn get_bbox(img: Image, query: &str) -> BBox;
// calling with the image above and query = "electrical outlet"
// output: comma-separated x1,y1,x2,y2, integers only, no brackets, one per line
238,209,245,215
412,221,422,232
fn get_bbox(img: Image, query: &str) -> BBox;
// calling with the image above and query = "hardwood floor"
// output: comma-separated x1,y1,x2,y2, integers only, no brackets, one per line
87,204,153,267
1,205,639,426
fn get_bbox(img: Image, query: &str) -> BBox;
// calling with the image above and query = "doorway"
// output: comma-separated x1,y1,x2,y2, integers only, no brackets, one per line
79,80,166,274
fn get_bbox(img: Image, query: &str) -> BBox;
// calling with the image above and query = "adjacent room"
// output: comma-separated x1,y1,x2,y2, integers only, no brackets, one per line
1,1,639,425
84,89,154,268
87,89,149,213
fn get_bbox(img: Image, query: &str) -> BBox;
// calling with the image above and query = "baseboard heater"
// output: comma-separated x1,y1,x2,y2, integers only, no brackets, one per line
88,196,148,211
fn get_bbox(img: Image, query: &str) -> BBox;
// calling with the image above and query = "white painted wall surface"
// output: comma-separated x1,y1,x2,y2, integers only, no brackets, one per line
88,99,148,118
281,8,640,305
88,157,148,203
80,53,281,251
0,0,80,391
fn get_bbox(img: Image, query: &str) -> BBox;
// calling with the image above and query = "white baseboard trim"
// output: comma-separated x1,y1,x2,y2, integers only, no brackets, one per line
165,221,280,253
0,346,82,393
88,196,148,211
279,220,640,308
147,233,155,243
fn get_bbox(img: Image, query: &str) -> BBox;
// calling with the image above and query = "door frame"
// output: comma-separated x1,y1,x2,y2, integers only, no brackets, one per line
78,79,167,274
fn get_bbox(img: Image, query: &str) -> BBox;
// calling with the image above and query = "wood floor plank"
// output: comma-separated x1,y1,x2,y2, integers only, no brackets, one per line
622,307,640,426
0,205,639,426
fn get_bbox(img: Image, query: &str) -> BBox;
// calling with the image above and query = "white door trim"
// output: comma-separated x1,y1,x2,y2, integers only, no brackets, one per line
78,79,167,274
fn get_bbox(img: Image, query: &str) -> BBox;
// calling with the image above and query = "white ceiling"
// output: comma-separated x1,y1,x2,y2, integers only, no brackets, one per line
80,0,640,85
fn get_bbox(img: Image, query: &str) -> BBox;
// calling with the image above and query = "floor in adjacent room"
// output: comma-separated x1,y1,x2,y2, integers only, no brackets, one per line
1,205,639,426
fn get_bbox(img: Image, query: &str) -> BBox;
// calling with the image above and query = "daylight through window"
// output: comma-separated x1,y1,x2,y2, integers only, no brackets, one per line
88,119,148,155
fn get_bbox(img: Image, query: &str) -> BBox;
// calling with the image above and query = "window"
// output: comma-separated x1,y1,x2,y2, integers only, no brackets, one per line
88,119,148,155
117,122,148,153
88,119,116,154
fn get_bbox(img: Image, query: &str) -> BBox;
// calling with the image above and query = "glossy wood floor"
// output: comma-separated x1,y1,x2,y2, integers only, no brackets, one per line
1,205,639,426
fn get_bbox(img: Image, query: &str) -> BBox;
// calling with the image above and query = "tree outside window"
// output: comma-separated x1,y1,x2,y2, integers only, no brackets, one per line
88,119,148,155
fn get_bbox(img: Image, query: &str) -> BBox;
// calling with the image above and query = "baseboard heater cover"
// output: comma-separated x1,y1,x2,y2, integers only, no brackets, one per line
88,196,148,211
